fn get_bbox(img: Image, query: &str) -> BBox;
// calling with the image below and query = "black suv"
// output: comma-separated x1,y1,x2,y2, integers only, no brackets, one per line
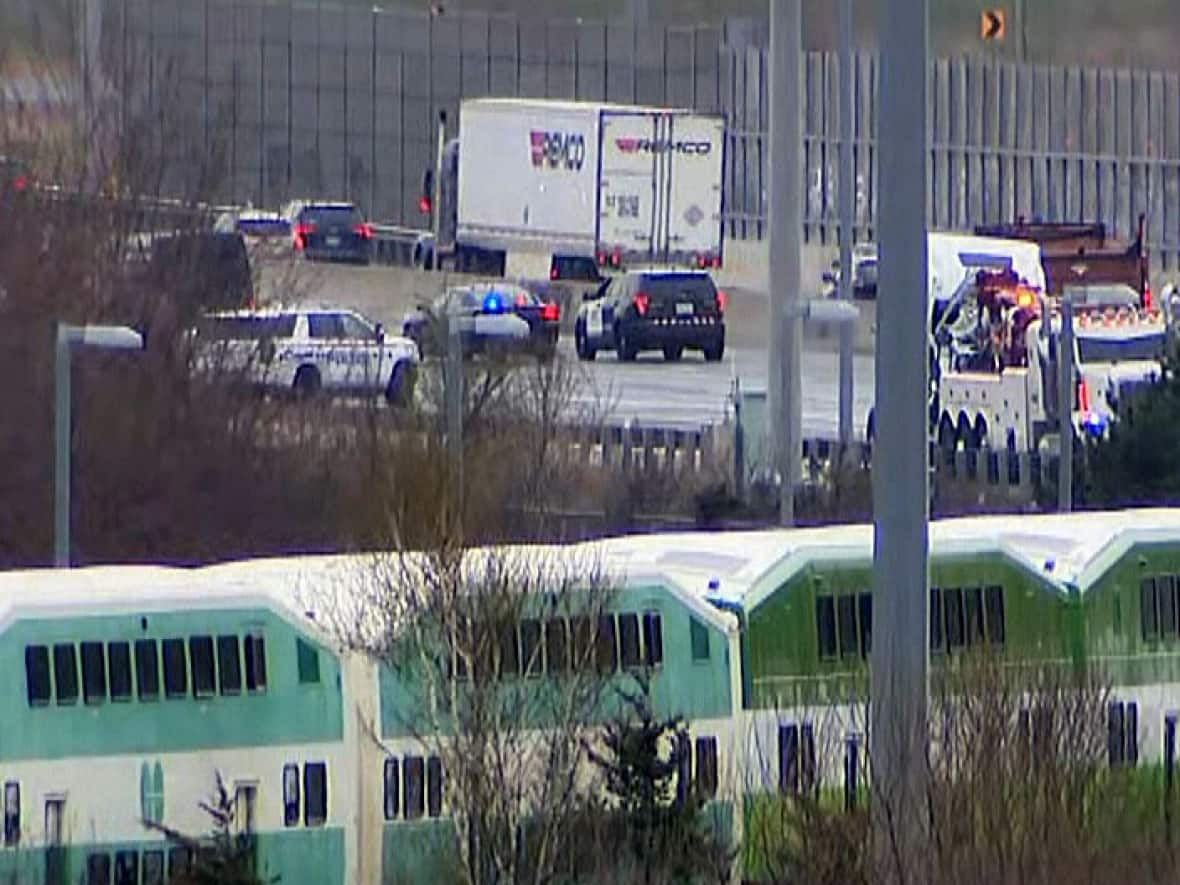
574,269,725,362
286,201,373,264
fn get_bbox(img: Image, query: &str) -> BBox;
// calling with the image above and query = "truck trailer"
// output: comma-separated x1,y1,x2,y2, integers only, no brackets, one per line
422,98,726,280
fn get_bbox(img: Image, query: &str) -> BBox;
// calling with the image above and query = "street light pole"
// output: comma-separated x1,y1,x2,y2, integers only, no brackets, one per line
768,0,804,526
1058,295,1075,512
837,0,855,451
872,0,931,881
54,323,145,567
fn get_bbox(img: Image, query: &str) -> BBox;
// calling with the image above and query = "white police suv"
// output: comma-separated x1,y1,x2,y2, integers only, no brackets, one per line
191,307,419,405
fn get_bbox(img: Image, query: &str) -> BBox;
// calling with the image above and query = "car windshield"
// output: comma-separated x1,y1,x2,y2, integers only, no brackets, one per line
550,256,600,281
1078,333,1165,364
302,205,362,226
640,273,717,306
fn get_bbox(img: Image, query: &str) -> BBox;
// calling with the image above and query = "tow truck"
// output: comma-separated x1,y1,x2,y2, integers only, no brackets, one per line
930,268,1167,454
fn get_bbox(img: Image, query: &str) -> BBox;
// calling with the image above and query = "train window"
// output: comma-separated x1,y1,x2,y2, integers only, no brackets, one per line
498,623,520,678
108,642,132,701
303,762,327,827
135,639,160,700
964,587,985,646
1141,578,1160,640
520,619,542,678
426,756,443,817
837,596,858,659
404,756,425,820
142,850,165,885
114,849,138,885
945,588,966,649
282,764,299,827
596,615,619,673
930,588,945,653
695,737,719,798
690,617,710,662
618,613,642,669
985,585,1005,645
52,644,78,705
296,638,320,685
816,597,837,660
643,611,664,666
778,724,799,793
1107,702,1125,766
1126,702,1140,766
801,723,817,793
544,618,568,674
858,593,873,657
162,639,188,699
3,782,18,846
217,636,242,694
24,646,50,706
1160,576,1179,638
383,758,400,820
87,853,112,885
81,641,107,705
167,846,194,878
189,636,215,698
244,634,267,693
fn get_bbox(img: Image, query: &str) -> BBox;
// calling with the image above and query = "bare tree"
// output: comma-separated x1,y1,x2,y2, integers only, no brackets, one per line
322,542,619,885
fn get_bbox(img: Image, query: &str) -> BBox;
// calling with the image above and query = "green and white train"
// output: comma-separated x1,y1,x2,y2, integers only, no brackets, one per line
2,507,1180,883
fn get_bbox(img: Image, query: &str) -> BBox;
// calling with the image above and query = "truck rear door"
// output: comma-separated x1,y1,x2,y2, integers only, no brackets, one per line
664,113,725,267
599,111,660,264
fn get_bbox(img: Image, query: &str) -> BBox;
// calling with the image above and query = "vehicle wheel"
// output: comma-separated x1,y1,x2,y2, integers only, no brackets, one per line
972,416,989,450
293,365,321,398
703,340,725,362
866,408,876,443
575,325,596,361
385,362,417,408
616,325,638,362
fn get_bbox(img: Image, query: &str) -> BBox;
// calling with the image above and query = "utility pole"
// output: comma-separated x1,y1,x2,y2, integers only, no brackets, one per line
871,0,930,883
837,0,855,451
767,0,803,526
1057,295,1075,512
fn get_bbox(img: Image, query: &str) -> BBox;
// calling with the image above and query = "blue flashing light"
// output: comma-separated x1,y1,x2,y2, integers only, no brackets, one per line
482,291,504,313
1083,412,1107,436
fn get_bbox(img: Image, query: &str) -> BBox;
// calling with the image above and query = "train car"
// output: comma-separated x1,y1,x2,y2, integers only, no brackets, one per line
0,556,371,885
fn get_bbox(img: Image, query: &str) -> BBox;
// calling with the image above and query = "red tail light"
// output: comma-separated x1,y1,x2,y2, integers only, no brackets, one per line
633,291,650,316
550,266,559,280
1144,282,1153,310
711,255,722,269
696,254,707,268
294,221,315,249
1077,378,1091,412
611,250,621,268
596,251,607,266
716,289,728,313
418,195,432,214
12,175,27,193
353,222,374,239
541,302,560,322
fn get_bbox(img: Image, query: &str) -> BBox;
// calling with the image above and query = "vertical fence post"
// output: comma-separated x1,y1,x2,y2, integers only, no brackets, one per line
844,731,859,811
1166,713,1176,843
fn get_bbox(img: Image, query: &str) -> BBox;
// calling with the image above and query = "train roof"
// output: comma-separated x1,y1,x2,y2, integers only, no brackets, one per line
4,508,1180,626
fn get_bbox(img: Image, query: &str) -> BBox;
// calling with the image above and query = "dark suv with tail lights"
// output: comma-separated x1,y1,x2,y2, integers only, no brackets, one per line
573,269,725,363
282,201,373,265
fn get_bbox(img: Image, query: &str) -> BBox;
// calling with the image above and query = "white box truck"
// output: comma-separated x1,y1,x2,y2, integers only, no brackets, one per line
423,98,726,281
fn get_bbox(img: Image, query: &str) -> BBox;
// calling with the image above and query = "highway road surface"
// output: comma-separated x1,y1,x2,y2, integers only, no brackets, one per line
258,258,877,438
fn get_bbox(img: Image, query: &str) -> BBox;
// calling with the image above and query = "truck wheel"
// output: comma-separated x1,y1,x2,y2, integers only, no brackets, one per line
937,414,956,452
703,341,724,362
575,325,596,361
293,365,321,398
616,325,638,362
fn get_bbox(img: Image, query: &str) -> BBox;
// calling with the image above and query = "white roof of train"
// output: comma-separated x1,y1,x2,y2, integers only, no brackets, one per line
4,508,1180,624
